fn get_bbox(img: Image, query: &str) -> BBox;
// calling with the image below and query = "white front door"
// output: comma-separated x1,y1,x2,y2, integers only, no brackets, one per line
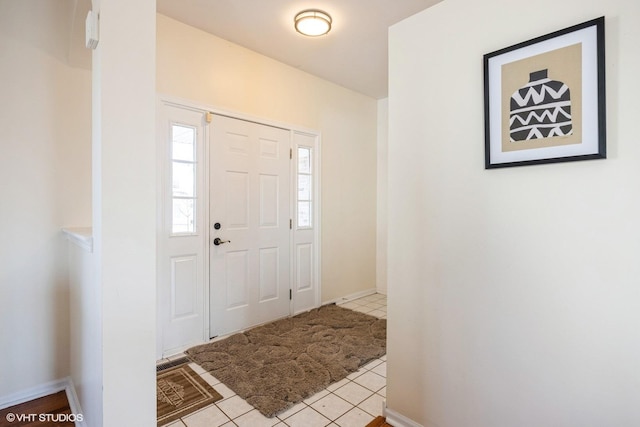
209,114,292,337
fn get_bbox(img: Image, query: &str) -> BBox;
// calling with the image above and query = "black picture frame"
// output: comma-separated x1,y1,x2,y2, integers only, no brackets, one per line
483,17,606,169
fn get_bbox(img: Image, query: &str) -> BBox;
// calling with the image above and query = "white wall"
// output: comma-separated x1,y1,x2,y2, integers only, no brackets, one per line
92,0,157,425
0,1,92,398
377,98,389,295
68,240,101,425
387,1,640,426
156,14,378,302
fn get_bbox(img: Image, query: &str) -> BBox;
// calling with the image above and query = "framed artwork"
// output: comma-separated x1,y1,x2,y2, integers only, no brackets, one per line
483,17,606,169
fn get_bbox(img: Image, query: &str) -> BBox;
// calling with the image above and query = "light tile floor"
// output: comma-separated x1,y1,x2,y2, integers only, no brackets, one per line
160,293,387,427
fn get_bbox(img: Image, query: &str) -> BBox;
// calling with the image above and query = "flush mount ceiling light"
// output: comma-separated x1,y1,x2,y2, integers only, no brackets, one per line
294,9,332,37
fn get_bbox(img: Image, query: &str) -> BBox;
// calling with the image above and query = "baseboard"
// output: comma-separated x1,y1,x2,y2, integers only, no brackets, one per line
323,287,377,306
384,405,424,427
0,377,86,427
0,378,68,409
64,378,87,427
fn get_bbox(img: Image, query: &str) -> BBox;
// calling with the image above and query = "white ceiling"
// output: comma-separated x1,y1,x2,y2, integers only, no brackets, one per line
156,0,442,99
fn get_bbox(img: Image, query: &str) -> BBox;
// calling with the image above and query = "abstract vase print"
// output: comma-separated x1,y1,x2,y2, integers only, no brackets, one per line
509,69,572,142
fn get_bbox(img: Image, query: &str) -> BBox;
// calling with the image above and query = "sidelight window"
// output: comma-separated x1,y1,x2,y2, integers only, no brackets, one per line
171,124,197,234
297,146,313,229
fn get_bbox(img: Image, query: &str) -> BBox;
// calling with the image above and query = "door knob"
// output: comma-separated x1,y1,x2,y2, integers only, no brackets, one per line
213,238,230,246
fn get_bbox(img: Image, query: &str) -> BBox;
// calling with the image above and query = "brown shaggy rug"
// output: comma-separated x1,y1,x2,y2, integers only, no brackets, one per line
186,304,386,417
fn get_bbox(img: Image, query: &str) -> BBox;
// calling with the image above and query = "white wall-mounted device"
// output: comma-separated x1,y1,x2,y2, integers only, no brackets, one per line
85,10,99,49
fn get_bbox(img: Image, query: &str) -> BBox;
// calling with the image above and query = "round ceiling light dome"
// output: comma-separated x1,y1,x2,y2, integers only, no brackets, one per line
294,9,332,37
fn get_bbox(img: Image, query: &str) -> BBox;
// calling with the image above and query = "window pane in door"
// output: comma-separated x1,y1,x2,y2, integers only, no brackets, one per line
298,147,311,174
172,162,195,197
172,198,195,234
298,174,311,201
172,125,195,162
298,201,311,228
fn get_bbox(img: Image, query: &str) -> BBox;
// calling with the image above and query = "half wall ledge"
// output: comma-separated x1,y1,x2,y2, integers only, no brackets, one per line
62,227,93,253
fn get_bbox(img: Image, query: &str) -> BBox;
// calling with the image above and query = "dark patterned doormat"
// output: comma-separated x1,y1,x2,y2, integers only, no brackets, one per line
157,362,223,426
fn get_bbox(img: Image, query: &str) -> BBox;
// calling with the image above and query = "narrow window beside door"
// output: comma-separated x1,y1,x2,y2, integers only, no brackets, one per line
297,147,313,229
171,124,197,235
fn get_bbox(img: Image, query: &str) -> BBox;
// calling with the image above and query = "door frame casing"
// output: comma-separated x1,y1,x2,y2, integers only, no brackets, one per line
156,95,322,355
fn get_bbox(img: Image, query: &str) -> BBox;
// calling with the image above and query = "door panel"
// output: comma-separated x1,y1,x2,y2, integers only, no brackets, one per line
158,105,206,356
259,247,279,301
226,171,249,228
259,174,279,227
225,250,249,308
171,255,198,317
296,243,313,292
210,115,291,337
